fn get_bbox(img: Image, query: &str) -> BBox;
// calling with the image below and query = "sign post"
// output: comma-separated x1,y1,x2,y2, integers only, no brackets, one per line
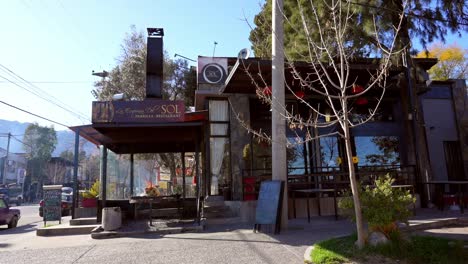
254,180,284,234
43,185,62,226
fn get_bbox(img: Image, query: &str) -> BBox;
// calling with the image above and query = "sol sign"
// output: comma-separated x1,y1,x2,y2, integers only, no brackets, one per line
92,100,185,123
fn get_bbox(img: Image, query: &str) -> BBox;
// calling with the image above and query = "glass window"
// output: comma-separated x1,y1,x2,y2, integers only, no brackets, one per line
319,137,340,169
0,199,6,208
355,136,400,166
287,137,306,175
106,151,131,200
209,100,230,195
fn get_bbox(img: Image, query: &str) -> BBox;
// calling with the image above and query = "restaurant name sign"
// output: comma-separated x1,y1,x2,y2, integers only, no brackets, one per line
92,100,185,123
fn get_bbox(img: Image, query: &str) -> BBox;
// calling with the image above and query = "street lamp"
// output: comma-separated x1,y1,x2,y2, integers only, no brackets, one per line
91,70,109,99
174,54,196,62
92,70,109,78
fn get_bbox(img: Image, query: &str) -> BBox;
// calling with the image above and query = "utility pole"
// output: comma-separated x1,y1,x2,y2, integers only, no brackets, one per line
2,133,11,185
272,0,288,230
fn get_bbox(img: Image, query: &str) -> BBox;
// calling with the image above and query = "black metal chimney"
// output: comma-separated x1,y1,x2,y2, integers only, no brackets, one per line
146,28,164,98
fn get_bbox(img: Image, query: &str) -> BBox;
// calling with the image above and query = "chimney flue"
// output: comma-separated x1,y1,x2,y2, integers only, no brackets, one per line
146,28,164,99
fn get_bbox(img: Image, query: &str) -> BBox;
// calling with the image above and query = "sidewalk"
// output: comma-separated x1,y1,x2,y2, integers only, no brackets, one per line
28,208,468,263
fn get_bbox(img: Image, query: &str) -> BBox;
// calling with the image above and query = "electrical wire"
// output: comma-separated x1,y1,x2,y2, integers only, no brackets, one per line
0,100,69,128
11,135,33,150
0,65,90,123
0,81,92,84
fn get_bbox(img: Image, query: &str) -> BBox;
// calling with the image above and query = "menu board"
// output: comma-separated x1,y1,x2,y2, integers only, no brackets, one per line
254,180,284,234
43,185,62,223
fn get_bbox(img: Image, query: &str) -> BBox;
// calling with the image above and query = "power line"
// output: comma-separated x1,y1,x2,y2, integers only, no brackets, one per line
0,100,69,128
11,135,33,149
0,65,90,123
0,64,90,120
0,80,93,84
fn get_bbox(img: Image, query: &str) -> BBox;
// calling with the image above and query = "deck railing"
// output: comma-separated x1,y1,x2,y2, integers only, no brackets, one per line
242,165,417,200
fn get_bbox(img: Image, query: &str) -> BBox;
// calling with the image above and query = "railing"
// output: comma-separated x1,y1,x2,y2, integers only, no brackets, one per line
242,165,417,200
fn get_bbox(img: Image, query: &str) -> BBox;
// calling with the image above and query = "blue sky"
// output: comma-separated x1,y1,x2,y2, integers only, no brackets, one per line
0,0,263,130
0,0,466,131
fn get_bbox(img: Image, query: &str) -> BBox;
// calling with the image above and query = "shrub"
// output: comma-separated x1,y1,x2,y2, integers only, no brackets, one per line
339,174,415,237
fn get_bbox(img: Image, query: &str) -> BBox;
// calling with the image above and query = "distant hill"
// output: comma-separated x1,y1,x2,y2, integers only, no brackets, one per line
0,119,98,156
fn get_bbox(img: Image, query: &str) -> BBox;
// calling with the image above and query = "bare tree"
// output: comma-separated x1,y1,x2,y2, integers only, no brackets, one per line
238,0,406,248
44,161,67,184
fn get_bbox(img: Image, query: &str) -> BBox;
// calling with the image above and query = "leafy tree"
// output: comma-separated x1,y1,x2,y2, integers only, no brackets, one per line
416,43,468,80
22,123,57,199
92,26,196,107
92,26,196,183
250,0,468,59
59,149,86,163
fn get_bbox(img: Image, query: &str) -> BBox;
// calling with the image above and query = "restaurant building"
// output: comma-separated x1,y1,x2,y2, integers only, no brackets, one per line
72,28,468,223
195,55,468,219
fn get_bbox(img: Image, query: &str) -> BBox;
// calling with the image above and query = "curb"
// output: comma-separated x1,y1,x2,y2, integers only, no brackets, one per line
304,245,314,264
400,218,460,232
36,225,98,236
91,224,204,239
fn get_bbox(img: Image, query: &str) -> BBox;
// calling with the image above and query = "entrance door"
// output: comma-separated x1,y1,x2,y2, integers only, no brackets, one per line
443,141,465,192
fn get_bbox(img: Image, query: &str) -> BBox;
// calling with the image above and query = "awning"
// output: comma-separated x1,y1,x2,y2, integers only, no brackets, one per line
69,111,207,154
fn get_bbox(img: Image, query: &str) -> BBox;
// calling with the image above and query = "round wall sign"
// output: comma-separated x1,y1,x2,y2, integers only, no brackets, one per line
202,63,226,84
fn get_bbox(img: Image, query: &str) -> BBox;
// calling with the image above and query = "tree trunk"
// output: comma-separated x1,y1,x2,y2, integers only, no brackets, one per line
343,119,366,248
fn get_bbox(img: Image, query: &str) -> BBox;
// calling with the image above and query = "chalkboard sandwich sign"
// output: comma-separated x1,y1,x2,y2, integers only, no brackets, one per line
43,185,63,226
254,180,285,234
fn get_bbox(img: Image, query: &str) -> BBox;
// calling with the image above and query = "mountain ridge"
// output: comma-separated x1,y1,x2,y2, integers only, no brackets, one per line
0,119,97,156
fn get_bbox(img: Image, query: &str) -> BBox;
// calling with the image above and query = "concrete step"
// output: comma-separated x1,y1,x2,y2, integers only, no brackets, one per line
204,210,236,219
204,196,225,207
37,224,98,236
138,208,181,218
70,217,97,226
205,216,242,225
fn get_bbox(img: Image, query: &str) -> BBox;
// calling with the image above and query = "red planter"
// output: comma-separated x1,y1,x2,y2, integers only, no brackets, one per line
82,198,97,208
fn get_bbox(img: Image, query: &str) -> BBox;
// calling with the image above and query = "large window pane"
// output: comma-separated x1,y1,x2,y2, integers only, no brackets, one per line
355,136,400,166
287,137,306,175
106,151,131,200
319,137,340,168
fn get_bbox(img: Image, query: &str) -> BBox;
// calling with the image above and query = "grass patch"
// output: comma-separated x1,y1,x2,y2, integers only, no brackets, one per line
311,234,468,264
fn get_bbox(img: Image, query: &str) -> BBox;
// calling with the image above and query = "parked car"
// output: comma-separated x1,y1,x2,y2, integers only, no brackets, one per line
39,192,73,217
0,196,20,228
0,185,24,206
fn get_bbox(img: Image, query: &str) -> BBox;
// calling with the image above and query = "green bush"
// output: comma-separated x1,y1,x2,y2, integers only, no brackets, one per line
339,174,415,236
81,180,100,199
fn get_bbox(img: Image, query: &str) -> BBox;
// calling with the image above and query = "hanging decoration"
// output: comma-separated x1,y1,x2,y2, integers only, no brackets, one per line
294,90,305,99
263,86,272,96
351,84,364,94
352,84,368,105
356,98,368,105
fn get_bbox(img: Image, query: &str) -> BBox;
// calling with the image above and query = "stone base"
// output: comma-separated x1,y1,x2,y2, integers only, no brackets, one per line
76,207,97,218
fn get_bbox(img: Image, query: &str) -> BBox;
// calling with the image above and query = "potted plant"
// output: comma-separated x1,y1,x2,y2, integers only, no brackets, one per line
145,182,160,197
81,180,99,208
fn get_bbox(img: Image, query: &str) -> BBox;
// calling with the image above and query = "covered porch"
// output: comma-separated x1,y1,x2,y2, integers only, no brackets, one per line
69,109,207,224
